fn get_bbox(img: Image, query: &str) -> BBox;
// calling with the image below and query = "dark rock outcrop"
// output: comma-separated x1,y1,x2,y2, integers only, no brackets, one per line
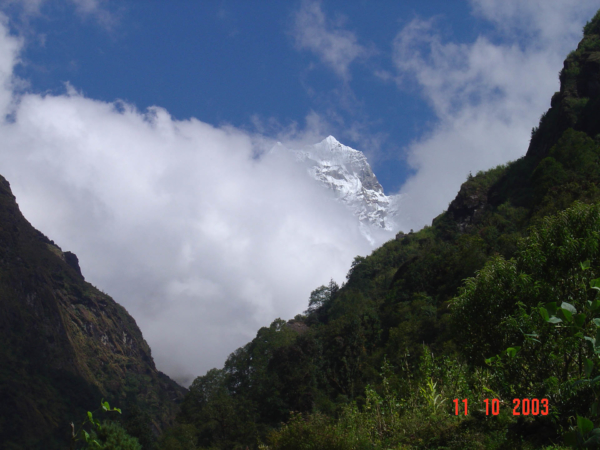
64,251,84,279
446,181,489,232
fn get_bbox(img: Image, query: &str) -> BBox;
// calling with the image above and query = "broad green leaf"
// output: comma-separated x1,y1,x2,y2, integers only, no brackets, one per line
582,260,592,270
592,278,600,291
561,302,577,314
559,308,573,322
484,357,496,364
592,300,600,311
83,430,90,441
114,408,122,414
586,358,594,378
584,428,600,445
548,316,563,324
592,375,600,384
539,307,549,321
87,411,93,422
506,347,520,358
578,415,594,435
575,313,587,328
593,318,600,327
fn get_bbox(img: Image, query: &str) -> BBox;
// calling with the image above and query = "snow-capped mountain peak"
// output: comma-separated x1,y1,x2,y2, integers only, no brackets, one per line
273,136,400,234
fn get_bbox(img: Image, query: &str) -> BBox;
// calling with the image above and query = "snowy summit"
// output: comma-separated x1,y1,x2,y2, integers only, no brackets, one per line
273,136,401,234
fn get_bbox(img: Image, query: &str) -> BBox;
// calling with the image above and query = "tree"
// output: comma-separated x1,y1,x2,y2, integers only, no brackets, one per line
305,279,339,315
452,202,600,417
70,400,141,450
93,422,142,450
179,368,237,447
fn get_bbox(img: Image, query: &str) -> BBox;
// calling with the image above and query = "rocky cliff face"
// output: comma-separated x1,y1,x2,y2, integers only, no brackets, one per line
274,136,401,234
0,174,185,448
436,12,600,239
527,16,600,161
446,180,490,232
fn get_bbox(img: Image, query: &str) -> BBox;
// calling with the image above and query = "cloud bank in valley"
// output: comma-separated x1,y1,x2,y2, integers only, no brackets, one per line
0,19,380,385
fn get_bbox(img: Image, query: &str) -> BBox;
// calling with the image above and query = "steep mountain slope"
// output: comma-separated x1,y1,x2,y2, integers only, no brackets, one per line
273,136,401,233
0,175,186,449
176,9,600,450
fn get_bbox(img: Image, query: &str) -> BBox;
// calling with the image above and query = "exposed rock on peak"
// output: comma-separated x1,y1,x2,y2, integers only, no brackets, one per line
273,136,401,237
527,10,600,160
447,179,490,232
64,251,84,279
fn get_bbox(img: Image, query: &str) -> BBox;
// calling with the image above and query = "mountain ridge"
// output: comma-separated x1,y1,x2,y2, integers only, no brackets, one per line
0,174,186,448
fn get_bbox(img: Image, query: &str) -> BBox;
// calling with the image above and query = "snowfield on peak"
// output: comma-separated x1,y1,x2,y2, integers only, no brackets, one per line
272,136,402,243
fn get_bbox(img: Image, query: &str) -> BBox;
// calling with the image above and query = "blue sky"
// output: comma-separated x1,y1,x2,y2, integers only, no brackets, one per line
10,0,492,193
1,0,599,384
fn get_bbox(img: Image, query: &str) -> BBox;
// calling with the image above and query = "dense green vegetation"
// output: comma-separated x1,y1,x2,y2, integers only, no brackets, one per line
162,9,600,450
69,400,144,450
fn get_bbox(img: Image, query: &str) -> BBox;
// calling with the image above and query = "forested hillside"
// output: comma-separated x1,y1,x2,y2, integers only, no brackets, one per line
0,174,186,449
168,9,600,450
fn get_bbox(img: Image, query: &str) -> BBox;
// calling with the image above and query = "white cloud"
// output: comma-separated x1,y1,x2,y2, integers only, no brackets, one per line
0,13,21,111
292,0,369,80
69,0,116,29
0,17,377,385
2,0,116,29
470,0,595,47
391,0,600,231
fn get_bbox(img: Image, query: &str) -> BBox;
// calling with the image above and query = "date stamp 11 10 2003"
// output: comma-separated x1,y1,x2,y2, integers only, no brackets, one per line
453,398,549,416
